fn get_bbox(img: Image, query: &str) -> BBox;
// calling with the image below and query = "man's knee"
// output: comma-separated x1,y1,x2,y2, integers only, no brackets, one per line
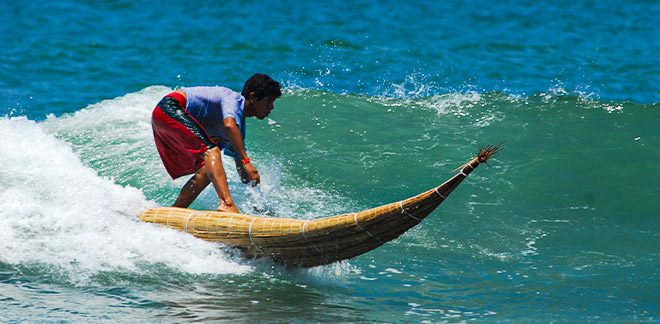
204,146,222,157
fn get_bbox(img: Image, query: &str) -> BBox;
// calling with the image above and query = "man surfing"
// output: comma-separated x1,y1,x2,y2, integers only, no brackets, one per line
151,73,282,213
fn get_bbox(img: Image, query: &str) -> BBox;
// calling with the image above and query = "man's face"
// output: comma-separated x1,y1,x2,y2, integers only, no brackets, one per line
253,96,277,120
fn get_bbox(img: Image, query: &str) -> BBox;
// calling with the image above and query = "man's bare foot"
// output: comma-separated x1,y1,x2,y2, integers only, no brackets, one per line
217,203,240,213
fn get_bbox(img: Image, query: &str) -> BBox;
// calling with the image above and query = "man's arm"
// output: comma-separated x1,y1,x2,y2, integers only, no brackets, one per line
223,117,260,186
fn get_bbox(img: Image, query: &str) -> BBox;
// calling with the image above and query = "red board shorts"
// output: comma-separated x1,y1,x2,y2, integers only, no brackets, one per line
152,92,220,179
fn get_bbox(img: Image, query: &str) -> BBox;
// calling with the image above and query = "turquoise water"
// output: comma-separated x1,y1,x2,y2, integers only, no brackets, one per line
2,1,659,323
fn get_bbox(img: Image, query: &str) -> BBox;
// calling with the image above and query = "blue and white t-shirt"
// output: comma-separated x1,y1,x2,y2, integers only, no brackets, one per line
181,86,246,159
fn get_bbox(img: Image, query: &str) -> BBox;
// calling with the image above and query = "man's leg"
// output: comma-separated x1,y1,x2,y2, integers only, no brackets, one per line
202,147,240,213
172,147,239,213
173,165,210,208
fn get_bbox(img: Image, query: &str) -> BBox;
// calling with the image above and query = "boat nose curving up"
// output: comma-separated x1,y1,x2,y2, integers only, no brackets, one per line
139,144,503,268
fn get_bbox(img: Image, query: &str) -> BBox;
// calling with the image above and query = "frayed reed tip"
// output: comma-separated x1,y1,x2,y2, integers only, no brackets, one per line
476,142,503,167
452,142,503,172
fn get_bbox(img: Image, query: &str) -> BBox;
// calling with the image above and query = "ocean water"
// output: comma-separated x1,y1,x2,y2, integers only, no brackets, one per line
1,1,659,323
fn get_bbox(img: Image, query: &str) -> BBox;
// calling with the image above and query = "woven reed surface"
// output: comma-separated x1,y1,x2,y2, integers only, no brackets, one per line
139,159,480,267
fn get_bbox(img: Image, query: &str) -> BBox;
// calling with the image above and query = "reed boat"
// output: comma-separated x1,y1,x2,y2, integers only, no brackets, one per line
139,144,501,267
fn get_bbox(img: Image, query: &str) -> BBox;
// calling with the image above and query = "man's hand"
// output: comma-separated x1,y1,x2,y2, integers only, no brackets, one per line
235,159,260,186
243,162,260,186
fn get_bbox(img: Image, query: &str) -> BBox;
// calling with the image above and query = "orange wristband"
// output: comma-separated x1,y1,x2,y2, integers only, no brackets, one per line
242,157,251,165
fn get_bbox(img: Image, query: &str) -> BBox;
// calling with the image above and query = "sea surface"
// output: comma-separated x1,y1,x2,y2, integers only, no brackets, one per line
1,1,659,323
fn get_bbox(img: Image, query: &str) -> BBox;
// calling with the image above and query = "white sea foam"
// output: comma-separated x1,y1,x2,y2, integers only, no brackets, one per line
0,110,251,284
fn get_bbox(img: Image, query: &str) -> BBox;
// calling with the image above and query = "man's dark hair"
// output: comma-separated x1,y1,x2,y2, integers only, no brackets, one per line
241,73,282,101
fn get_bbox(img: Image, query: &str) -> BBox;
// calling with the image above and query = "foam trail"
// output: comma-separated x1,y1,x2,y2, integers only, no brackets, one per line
0,116,251,283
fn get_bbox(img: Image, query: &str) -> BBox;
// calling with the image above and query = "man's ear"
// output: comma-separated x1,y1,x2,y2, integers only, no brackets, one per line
249,92,257,102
